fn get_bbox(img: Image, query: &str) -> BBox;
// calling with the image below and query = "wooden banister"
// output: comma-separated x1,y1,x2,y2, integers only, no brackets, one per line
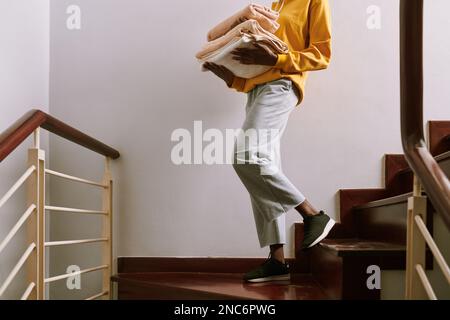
400,0,450,230
0,109,120,162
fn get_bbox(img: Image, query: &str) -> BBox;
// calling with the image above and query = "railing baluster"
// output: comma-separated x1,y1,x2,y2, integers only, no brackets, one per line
44,205,107,215
20,282,36,300
415,264,437,300
45,238,108,247
0,166,36,210
45,169,107,188
0,204,36,255
86,290,109,300
0,243,36,297
414,215,450,283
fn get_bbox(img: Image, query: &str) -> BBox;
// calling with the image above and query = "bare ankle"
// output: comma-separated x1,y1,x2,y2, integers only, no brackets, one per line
269,244,285,263
295,200,320,218
304,210,320,217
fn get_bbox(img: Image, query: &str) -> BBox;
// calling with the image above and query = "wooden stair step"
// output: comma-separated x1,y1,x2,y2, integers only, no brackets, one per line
112,272,329,300
385,148,450,198
308,238,409,299
352,191,435,244
338,135,450,240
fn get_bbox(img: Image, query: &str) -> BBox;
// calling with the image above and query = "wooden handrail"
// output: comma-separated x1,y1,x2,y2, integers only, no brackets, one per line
0,109,120,162
400,0,450,230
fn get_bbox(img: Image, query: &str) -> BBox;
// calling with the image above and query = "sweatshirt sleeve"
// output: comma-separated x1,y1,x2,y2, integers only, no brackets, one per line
275,0,332,73
227,76,246,92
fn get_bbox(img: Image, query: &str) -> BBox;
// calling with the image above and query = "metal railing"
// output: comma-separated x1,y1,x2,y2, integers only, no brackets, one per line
400,0,450,300
0,110,119,300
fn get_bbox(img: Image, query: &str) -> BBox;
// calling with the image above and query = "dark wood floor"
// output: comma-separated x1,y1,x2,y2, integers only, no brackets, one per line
113,272,329,300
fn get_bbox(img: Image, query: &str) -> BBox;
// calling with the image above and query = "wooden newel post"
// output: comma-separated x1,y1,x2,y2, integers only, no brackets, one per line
102,157,113,299
405,174,427,299
26,128,45,300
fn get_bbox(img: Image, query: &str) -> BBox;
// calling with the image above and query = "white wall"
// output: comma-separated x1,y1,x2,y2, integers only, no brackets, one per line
47,0,450,298
0,0,49,299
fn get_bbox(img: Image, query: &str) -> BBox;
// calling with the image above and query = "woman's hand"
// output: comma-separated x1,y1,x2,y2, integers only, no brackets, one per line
203,62,235,87
231,43,278,66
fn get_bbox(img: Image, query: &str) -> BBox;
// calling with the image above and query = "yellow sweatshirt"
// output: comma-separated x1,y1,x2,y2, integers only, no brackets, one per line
228,0,332,105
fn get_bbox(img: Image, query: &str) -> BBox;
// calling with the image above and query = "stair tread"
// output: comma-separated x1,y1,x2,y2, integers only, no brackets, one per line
112,272,329,300
436,149,450,161
353,192,411,210
318,238,405,256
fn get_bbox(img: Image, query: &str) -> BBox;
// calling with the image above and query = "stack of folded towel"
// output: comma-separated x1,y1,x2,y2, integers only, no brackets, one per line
196,3,288,79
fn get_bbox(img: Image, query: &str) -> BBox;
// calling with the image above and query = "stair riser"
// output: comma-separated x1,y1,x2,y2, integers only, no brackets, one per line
309,246,343,300
386,171,414,197
339,189,387,236
385,154,409,190
355,202,408,244
118,257,296,273
310,247,382,300
354,199,434,245
429,121,450,156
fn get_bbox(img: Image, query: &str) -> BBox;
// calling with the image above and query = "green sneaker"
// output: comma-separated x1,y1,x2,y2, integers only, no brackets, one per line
301,210,336,250
243,254,290,283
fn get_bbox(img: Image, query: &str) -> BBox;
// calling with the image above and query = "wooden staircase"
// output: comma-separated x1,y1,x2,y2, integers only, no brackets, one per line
112,121,450,300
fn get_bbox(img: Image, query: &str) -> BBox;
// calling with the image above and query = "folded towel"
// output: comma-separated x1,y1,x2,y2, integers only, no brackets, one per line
201,35,273,78
206,3,280,42
197,19,288,59
197,20,288,79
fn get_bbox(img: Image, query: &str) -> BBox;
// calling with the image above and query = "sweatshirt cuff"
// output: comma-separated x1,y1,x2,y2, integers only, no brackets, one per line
228,76,246,91
275,53,288,69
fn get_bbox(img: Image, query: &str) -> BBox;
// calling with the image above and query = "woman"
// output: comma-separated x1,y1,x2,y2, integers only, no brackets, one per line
203,0,334,283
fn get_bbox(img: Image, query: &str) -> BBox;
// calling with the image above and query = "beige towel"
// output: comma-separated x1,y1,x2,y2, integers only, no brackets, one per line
206,3,280,42
198,20,288,79
196,19,288,60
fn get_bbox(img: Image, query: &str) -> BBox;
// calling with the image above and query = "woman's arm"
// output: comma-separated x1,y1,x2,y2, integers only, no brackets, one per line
275,0,332,73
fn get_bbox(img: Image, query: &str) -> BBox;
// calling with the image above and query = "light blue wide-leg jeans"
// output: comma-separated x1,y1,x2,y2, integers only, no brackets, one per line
233,78,306,248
